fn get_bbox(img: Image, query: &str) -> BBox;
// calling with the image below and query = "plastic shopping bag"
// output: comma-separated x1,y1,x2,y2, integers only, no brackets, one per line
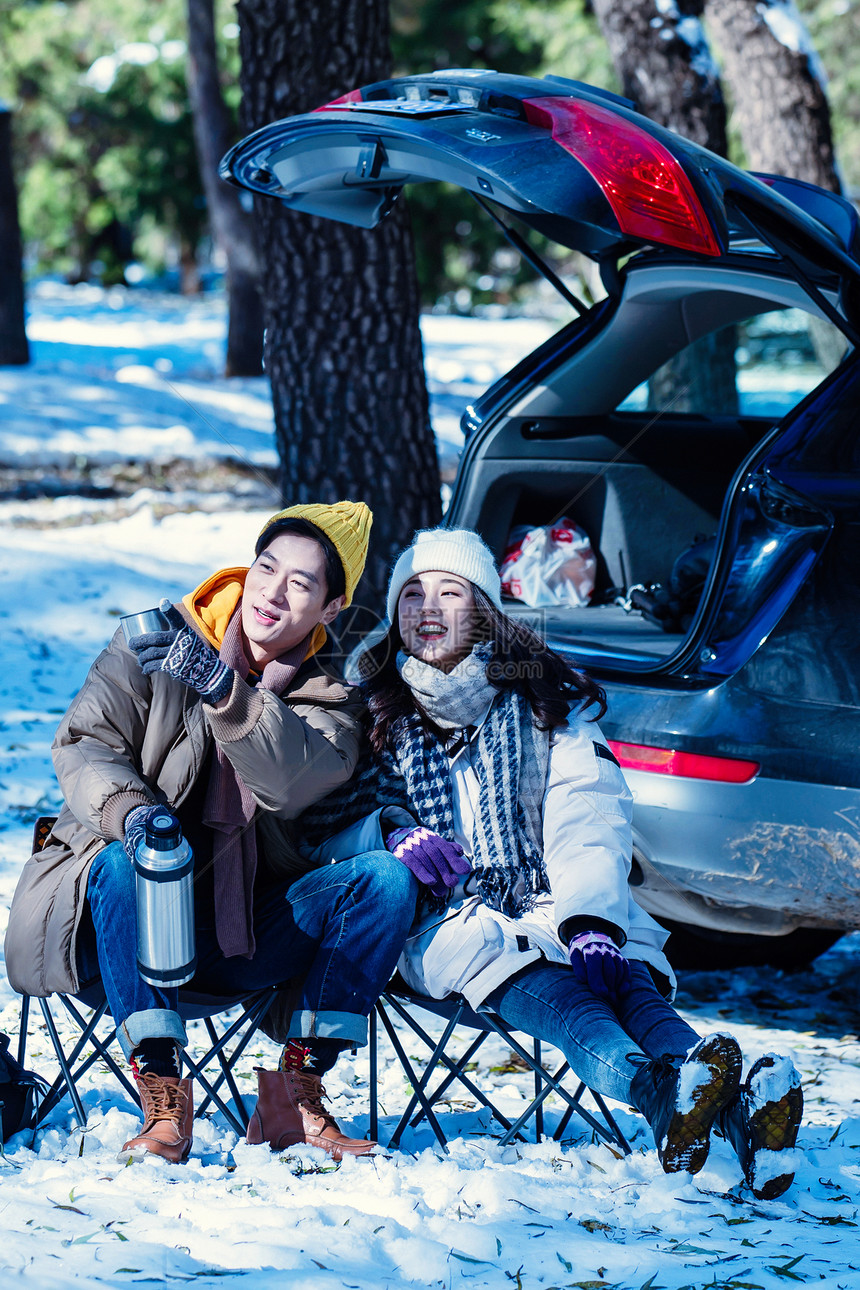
499,518,596,608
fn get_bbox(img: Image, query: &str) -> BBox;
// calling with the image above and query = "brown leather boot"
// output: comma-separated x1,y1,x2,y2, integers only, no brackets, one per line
246,1068,376,1160
119,1073,194,1163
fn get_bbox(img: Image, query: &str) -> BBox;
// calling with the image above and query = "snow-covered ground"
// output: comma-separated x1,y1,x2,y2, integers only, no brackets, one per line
2,284,860,1289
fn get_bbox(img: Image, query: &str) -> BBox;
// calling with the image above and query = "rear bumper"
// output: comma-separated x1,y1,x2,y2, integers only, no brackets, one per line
626,770,860,936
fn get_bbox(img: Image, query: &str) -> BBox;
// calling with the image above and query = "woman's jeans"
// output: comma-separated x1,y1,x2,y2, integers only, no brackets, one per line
486,960,701,1105
81,842,418,1061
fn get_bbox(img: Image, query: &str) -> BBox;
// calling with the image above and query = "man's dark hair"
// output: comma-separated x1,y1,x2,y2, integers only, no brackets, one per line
254,517,346,603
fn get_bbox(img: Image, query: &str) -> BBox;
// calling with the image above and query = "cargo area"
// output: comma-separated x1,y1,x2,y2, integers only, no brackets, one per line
452,411,771,663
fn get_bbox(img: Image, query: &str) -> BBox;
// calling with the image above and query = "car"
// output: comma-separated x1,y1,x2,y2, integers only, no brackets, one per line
221,70,860,967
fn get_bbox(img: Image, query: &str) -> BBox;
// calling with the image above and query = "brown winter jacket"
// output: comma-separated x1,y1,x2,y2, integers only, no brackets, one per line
4,587,365,999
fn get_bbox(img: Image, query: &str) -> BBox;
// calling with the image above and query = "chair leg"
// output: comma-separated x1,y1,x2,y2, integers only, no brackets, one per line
407,1032,486,1128
22,994,138,1127
383,994,516,1139
478,1010,630,1153
21,989,284,1143
552,1082,630,1153
581,1088,631,1155
17,995,30,1066
36,999,125,1122
57,996,138,1102
38,998,90,1128
203,1017,250,1127
534,1037,543,1142
377,1002,451,1152
181,1048,246,1137
553,1084,579,1140
369,1006,379,1144
179,990,279,1136
192,992,275,1129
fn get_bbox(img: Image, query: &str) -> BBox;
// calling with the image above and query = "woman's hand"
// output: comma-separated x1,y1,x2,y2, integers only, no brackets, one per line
568,930,631,999
127,599,234,704
385,826,472,898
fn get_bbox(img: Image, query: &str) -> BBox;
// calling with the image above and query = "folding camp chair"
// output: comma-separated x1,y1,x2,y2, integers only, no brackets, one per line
15,982,279,1137
13,816,281,1138
369,982,631,1156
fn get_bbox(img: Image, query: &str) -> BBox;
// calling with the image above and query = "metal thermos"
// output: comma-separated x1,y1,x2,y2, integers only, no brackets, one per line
134,810,197,988
120,605,171,645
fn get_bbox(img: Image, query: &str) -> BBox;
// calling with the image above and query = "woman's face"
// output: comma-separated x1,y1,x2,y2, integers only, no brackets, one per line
241,532,343,668
397,570,479,670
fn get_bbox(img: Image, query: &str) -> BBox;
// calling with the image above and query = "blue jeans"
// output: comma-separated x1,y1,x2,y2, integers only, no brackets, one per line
82,842,418,1061
486,960,701,1105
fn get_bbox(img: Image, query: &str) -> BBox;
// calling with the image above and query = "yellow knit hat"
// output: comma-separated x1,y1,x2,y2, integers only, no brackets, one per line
256,500,373,606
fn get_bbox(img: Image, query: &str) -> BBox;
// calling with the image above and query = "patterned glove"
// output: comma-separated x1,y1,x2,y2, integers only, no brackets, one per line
568,930,631,999
385,826,472,899
127,598,234,703
123,803,173,866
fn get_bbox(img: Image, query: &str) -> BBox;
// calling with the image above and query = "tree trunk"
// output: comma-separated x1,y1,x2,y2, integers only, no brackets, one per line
0,107,29,366
236,0,439,626
705,0,840,191
179,237,202,296
590,0,728,152
187,0,264,375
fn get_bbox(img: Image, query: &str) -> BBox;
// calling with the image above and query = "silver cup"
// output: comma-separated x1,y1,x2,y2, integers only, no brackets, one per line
120,606,171,644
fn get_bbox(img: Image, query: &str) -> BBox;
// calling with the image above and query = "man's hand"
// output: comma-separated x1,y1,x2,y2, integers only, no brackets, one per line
385,826,472,899
122,803,169,865
568,930,631,1000
127,599,233,703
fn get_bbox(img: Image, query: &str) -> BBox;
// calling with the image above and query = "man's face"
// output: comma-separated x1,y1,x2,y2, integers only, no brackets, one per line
241,532,343,668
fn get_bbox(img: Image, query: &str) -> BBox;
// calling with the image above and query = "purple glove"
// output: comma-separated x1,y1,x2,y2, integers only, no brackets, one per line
568,931,631,999
386,826,472,898
128,599,233,704
123,803,172,866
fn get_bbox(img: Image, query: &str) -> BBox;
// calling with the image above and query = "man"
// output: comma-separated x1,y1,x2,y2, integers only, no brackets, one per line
5,501,418,1163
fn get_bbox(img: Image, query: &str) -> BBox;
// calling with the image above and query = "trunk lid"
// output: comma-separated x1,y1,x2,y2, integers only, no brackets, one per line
222,70,860,281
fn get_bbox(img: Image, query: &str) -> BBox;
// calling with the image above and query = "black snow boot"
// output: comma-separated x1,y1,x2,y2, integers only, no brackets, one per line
715,1053,803,1200
630,1032,743,1175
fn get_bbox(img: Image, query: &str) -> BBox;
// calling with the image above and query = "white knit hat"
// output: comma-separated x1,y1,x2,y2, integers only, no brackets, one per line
386,528,503,623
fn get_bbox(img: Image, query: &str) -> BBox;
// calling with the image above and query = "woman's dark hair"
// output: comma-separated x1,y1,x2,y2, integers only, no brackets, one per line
254,517,346,603
359,584,606,754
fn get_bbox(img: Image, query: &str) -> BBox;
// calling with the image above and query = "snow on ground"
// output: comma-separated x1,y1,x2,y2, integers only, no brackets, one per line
2,285,860,1289
1,281,557,484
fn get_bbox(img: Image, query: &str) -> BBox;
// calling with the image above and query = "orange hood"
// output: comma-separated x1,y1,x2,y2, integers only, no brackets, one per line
182,567,327,660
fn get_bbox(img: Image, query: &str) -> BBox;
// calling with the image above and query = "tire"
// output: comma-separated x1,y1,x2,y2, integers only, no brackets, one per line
660,920,843,971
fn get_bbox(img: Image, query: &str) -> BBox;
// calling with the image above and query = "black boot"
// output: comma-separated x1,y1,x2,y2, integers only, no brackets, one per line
716,1053,803,1200
630,1032,743,1175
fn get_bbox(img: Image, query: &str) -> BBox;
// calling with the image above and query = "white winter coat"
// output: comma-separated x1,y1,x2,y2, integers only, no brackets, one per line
313,705,676,1008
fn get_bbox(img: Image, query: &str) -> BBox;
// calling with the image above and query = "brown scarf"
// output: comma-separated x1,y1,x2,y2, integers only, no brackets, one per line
202,610,311,958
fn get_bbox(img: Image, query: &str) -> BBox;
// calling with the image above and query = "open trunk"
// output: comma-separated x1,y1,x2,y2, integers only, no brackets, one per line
447,257,851,685
222,69,859,688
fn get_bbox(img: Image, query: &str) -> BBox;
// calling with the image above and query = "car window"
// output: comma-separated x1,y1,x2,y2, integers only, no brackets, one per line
617,307,850,418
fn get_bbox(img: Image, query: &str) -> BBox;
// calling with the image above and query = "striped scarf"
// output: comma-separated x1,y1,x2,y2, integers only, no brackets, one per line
392,645,549,916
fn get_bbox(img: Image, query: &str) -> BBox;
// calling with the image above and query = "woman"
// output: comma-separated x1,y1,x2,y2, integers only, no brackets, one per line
309,527,803,1199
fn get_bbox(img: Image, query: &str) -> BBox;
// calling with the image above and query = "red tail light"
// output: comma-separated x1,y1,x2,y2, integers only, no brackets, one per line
315,90,364,111
608,741,760,784
522,97,721,257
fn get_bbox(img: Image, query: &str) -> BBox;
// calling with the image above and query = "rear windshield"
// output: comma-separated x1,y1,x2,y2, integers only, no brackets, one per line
617,307,850,419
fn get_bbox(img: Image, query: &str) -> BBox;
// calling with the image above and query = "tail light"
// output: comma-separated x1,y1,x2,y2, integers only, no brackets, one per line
608,741,760,784
315,90,364,111
522,97,721,257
